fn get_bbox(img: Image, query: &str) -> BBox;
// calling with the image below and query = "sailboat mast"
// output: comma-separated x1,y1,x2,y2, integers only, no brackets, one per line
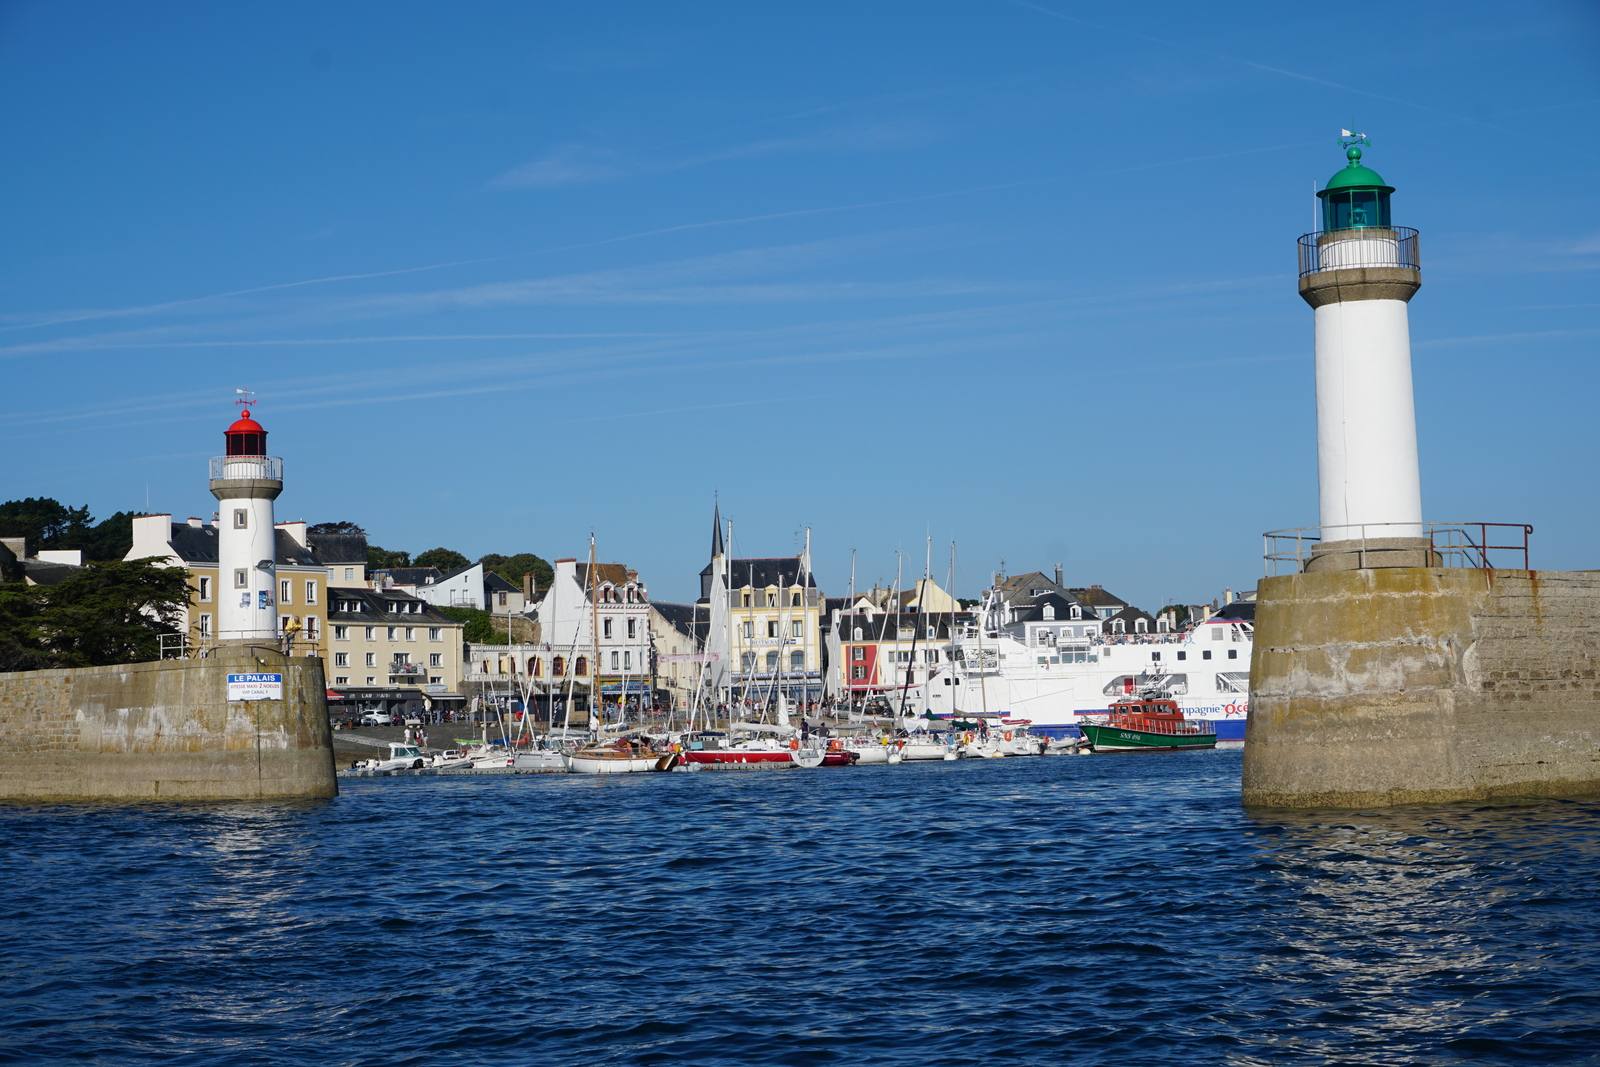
589,534,601,740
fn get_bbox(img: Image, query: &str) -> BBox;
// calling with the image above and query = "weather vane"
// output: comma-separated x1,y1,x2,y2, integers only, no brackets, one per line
235,387,256,410
1338,126,1370,150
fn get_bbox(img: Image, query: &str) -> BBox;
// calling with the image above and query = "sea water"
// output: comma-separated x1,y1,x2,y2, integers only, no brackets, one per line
4,749,1599,1066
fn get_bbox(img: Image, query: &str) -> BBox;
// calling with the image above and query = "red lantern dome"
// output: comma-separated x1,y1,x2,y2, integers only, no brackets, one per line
224,410,268,457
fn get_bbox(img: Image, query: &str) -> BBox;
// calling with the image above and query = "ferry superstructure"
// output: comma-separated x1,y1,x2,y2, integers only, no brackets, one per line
904,598,1253,742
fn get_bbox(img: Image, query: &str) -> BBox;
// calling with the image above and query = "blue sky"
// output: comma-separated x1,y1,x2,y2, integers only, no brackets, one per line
2,1,1596,609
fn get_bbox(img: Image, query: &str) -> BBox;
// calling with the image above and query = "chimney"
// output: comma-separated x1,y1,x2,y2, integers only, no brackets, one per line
1054,563,1063,586
276,520,308,549
1224,587,1234,605
188,516,204,528
626,568,638,582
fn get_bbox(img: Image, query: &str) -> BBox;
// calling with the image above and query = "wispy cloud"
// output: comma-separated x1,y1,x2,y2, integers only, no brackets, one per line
487,145,631,189
1415,327,1600,348
1004,0,1453,117
488,119,938,190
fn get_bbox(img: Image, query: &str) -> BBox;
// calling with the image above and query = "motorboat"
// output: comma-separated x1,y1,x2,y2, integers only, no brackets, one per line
1078,694,1218,752
843,736,891,764
895,733,961,760
358,743,431,772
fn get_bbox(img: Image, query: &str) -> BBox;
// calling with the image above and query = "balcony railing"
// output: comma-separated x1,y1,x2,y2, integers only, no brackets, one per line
209,455,283,481
1297,227,1419,277
1264,522,1533,576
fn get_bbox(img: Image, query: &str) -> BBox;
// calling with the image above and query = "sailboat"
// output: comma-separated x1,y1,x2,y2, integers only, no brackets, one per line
567,535,668,774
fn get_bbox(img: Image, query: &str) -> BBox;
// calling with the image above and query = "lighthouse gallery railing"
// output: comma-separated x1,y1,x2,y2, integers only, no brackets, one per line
209,455,283,480
1298,226,1419,277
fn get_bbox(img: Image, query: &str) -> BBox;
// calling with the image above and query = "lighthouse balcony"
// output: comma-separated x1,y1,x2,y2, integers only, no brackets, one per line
210,455,283,481
1298,226,1418,277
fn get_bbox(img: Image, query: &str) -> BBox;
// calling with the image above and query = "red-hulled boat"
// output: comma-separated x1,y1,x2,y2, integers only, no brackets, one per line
683,736,858,768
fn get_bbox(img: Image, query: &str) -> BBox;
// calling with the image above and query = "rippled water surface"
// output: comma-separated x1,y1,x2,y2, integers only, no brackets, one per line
5,750,1600,1065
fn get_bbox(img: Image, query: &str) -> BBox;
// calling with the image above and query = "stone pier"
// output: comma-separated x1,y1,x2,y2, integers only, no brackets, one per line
0,646,337,801
1243,567,1600,808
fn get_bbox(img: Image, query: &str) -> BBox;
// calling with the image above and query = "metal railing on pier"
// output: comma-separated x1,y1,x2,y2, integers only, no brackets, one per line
159,633,324,660
1263,522,1533,577
1297,226,1419,277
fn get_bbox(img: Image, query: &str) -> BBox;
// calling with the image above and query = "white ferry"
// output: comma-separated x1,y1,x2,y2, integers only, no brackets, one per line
905,595,1253,742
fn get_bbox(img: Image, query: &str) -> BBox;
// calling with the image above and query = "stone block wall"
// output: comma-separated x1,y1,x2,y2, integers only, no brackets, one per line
0,646,337,801
1243,568,1600,807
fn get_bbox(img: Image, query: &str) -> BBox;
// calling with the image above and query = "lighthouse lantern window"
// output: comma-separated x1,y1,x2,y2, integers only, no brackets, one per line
1322,188,1391,232
227,431,264,456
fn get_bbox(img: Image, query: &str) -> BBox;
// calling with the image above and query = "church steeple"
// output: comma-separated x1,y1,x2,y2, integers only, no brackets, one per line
710,501,724,559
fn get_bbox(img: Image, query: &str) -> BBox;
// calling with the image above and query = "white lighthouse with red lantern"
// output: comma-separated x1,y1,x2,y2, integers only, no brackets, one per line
210,394,284,641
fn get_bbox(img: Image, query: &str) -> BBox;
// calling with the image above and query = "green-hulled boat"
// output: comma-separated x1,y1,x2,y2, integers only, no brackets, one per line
1079,697,1217,752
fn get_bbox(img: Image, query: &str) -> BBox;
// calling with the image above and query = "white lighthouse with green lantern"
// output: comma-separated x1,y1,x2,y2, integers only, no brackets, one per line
1299,135,1424,560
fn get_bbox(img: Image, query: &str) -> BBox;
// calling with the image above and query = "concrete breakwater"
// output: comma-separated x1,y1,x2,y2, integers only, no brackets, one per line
1243,567,1600,808
0,646,337,801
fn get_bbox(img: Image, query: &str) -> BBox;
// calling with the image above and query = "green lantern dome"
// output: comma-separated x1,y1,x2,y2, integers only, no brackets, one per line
1316,145,1394,231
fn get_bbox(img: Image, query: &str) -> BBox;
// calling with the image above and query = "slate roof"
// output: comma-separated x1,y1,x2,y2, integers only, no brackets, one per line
835,611,973,642
1010,592,1092,623
1210,602,1255,623
1068,585,1129,611
575,562,634,588
306,531,367,564
650,601,704,639
22,560,81,586
1100,605,1158,632
483,571,518,594
995,571,1079,607
380,566,444,586
165,524,322,568
325,587,461,626
726,557,818,590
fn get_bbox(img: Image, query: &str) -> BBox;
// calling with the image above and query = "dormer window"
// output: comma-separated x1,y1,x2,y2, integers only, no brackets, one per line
1071,605,1081,620
1043,605,1055,620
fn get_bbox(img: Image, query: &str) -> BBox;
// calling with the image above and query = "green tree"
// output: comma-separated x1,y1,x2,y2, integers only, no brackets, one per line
414,547,469,573
308,521,365,535
0,584,49,671
479,552,553,591
0,559,189,670
0,499,134,561
0,497,92,548
367,545,411,570
79,511,135,562
435,605,509,644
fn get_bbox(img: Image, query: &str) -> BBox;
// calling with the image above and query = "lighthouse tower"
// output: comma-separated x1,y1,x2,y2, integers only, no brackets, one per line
1299,138,1424,563
210,398,283,641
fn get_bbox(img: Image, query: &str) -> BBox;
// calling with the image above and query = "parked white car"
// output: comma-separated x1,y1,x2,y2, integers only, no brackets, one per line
359,711,395,726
